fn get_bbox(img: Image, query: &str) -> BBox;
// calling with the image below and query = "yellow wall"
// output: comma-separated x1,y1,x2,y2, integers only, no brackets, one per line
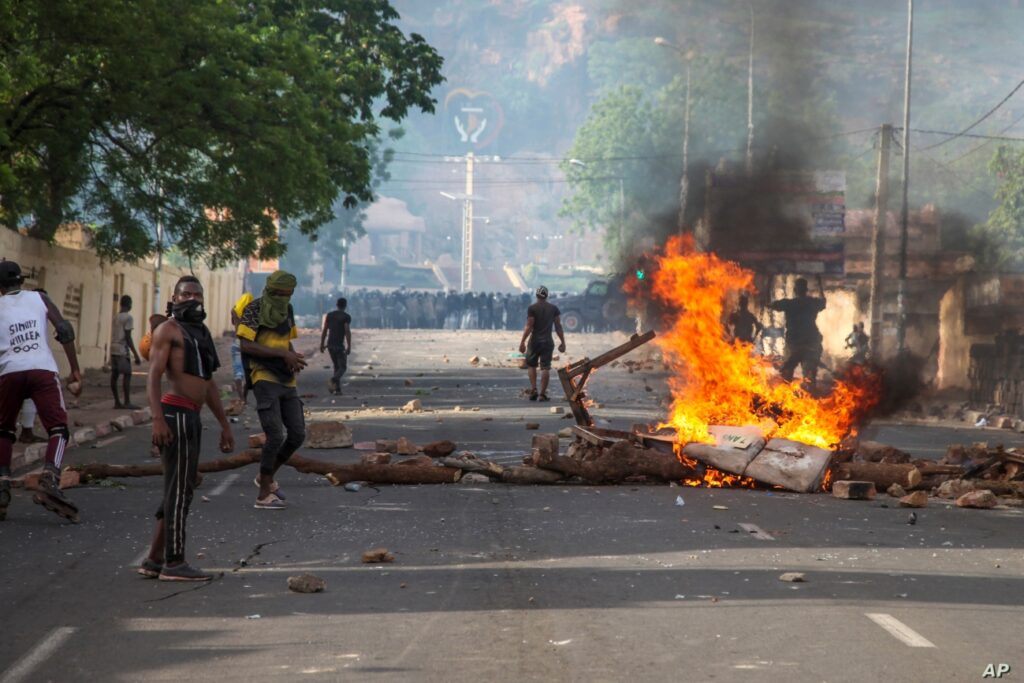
0,228,243,373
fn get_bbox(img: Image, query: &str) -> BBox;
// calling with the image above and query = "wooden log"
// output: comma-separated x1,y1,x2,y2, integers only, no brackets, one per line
535,440,697,484
286,453,461,485
917,464,966,477
963,480,1024,496
832,462,922,490
72,449,260,481
440,454,504,478
501,466,564,485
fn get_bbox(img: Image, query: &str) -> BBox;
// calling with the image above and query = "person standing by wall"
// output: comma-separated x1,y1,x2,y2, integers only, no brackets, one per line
320,297,352,395
0,261,83,522
518,285,567,402
110,295,142,409
237,270,307,510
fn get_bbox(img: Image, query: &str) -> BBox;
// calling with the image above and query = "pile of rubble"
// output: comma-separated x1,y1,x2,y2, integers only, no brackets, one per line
830,440,1024,509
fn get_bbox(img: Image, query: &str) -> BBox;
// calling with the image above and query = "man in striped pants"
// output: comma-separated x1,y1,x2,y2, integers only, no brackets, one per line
138,276,234,581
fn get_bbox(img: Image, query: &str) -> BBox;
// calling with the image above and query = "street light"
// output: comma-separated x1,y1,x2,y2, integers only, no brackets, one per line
654,37,692,236
567,159,625,247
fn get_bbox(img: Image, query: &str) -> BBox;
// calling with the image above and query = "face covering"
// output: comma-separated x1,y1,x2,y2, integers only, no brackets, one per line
171,299,206,324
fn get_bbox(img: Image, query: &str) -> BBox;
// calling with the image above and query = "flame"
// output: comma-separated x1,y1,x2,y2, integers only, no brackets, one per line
629,235,880,453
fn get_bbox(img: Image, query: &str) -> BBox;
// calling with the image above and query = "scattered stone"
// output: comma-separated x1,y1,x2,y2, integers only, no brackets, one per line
94,422,113,438
353,441,376,450
402,399,423,413
471,407,481,412
898,491,929,508
778,572,805,583
225,399,246,417
453,406,463,412
287,574,327,593
936,479,975,499
422,440,456,458
248,433,267,448
344,482,362,492
306,422,354,449
360,452,391,466
396,437,418,455
469,355,480,366
956,490,998,509
855,441,911,464
887,483,907,498
404,379,413,387
110,415,133,431
558,427,574,438
831,480,876,500
72,427,96,446
375,439,398,453
130,407,152,425
460,473,491,484
525,423,540,430
362,548,395,563
549,406,564,414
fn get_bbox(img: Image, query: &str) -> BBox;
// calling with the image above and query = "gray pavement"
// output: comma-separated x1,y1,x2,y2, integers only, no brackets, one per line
1,330,1022,682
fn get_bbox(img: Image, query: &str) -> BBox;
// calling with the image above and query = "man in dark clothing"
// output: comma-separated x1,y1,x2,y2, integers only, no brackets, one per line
728,294,764,345
768,277,826,386
320,297,352,394
845,322,869,364
237,270,307,510
519,286,567,401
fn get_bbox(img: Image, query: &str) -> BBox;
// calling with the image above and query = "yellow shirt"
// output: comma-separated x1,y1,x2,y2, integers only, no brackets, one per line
232,292,253,319
236,298,298,387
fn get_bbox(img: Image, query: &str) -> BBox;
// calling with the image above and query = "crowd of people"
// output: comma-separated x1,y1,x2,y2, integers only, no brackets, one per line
344,289,536,331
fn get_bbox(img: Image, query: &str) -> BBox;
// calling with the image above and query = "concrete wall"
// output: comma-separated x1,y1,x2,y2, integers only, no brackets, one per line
0,228,243,374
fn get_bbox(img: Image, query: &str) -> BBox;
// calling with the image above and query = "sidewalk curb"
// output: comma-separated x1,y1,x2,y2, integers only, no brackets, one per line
12,410,153,475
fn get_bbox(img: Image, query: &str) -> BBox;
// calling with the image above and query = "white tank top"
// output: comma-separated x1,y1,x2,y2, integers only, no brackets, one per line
0,290,59,376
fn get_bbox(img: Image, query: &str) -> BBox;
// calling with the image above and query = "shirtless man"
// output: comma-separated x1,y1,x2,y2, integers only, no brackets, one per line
138,276,234,581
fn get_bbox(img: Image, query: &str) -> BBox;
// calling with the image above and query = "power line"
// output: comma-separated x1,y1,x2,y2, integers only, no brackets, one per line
902,127,1024,144
948,109,1024,164
919,76,1024,151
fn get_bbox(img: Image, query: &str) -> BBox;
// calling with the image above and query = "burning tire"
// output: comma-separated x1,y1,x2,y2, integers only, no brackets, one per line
561,310,584,333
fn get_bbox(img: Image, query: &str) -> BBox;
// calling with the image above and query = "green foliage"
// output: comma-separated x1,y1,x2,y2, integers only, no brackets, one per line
0,0,444,265
972,145,1024,270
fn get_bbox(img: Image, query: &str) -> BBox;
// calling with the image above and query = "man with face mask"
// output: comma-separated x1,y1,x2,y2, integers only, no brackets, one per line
237,270,307,509
138,275,234,581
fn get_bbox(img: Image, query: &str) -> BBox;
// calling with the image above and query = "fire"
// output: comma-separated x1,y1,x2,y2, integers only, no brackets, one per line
628,235,879,452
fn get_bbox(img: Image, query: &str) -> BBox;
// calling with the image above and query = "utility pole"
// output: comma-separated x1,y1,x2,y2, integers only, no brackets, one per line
896,0,914,355
745,3,755,174
868,124,892,360
619,177,625,246
463,152,474,292
152,186,163,317
679,62,691,235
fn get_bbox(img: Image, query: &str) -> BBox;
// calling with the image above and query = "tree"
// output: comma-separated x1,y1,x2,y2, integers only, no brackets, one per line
0,0,444,265
972,145,1024,270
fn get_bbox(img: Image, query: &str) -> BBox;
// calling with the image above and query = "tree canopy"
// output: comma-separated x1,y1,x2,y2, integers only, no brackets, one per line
0,0,443,265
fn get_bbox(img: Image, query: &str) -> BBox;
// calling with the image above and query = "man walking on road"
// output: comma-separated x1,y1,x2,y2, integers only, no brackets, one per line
320,297,351,395
140,275,234,581
0,261,83,523
769,277,826,388
237,270,306,510
110,294,142,409
519,285,566,402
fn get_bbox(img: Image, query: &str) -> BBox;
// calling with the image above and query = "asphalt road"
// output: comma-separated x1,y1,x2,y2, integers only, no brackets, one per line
1,330,1022,683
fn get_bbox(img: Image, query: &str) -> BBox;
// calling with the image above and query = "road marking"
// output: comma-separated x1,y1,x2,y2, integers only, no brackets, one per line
1,627,77,683
93,435,125,448
738,523,775,540
865,613,936,648
210,472,240,497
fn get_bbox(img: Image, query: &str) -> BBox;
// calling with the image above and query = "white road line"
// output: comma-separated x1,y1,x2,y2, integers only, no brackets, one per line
210,472,240,497
865,613,936,648
1,627,78,683
738,523,775,541
93,435,125,448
